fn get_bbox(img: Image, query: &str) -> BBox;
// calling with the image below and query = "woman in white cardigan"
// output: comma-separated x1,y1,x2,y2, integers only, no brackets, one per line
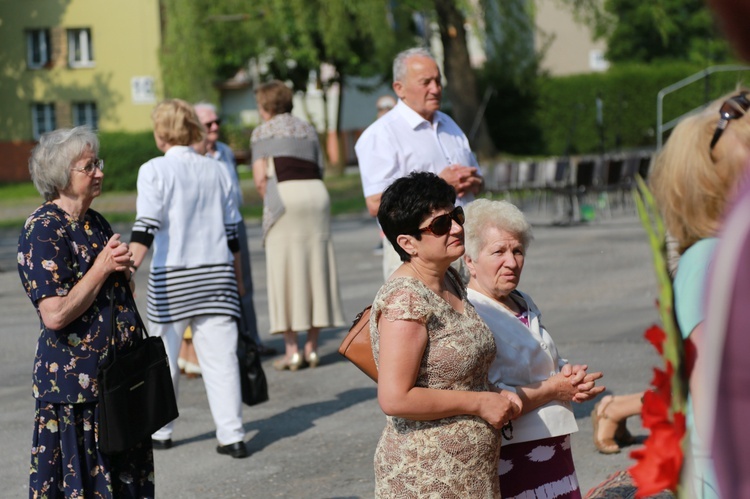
463,199,604,499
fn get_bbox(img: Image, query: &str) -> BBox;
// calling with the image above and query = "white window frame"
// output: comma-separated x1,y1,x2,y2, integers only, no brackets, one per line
32,103,56,140
68,28,94,68
73,102,98,129
27,29,50,69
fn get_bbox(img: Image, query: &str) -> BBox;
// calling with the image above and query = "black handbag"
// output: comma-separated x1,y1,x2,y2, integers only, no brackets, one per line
97,279,179,454
237,308,269,406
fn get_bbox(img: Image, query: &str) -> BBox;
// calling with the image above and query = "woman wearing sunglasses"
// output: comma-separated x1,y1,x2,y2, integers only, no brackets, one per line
462,198,603,498
371,172,522,498
649,89,750,498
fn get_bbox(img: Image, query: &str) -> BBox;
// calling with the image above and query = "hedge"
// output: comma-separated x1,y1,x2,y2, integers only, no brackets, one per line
99,131,160,192
533,62,750,156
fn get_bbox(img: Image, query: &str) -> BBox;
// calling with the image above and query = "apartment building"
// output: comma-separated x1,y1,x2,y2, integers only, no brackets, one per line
0,0,161,181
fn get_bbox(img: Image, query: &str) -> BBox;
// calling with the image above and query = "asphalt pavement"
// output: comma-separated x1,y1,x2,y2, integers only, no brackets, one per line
0,205,661,498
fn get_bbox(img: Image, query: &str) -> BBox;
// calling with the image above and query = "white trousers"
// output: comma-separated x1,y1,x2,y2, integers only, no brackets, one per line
150,315,245,446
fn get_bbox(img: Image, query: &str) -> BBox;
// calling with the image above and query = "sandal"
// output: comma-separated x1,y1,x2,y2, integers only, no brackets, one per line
592,398,621,454
272,352,304,371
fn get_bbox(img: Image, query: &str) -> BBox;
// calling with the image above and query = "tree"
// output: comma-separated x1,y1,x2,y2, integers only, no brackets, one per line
159,0,218,103
557,0,733,65
433,0,496,157
203,0,410,172
604,0,733,64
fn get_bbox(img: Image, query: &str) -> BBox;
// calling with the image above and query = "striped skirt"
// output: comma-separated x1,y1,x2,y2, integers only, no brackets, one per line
499,434,581,499
146,264,241,323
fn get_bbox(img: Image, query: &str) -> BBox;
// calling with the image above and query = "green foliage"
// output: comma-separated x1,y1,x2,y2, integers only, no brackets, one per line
160,0,219,102
220,121,254,155
478,62,545,155
205,0,408,91
0,182,38,199
603,0,733,65
534,62,750,155
99,132,160,192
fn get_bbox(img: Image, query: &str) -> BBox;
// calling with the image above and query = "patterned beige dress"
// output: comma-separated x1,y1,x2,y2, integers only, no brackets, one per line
370,270,501,498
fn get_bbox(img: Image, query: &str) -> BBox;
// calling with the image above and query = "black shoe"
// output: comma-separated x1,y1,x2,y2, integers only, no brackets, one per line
216,441,249,459
152,438,173,450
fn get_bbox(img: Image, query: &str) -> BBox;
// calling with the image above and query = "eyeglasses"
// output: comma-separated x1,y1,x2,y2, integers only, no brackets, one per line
203,119,221,128
418,206,465,236
72,158,104,175
710,92,750,150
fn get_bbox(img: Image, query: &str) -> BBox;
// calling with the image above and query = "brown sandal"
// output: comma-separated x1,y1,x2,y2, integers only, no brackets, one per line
592,399,621,454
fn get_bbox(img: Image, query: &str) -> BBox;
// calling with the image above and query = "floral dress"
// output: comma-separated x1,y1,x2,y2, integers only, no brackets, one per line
17,202,154,498
370,270,501,498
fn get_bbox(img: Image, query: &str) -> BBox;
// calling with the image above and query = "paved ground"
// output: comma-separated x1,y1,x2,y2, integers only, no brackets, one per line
0,201,660,498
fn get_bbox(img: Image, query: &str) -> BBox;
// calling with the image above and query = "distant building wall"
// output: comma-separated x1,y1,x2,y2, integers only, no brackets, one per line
0,0,161,180
536,0,609,75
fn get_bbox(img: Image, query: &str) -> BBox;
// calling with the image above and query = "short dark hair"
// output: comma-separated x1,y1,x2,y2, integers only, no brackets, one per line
377,172,456,262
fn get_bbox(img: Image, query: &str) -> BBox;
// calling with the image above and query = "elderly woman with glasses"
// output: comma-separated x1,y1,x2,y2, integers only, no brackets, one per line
18,127,155,497
462,198,603,498
371,172,522,498
648,89,750,498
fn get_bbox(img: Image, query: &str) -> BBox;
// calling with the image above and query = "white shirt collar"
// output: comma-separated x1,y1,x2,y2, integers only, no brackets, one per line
394,99,441,130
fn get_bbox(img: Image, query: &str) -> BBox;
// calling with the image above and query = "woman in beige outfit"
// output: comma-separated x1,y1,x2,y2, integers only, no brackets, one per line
251,80,344,371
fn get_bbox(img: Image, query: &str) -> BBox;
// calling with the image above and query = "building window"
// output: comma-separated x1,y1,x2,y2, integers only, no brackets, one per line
67,28,94,67
73,102,98,129
27,29,51,69
32,103,56,139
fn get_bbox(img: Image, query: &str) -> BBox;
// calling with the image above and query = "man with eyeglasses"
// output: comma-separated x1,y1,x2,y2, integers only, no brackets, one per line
355,47,483,280
193,102,276,357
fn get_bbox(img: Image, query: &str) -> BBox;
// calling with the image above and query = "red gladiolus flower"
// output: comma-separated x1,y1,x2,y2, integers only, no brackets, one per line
630,413,686,498
644,325,666,355
650,363,674,406
640,390,670,428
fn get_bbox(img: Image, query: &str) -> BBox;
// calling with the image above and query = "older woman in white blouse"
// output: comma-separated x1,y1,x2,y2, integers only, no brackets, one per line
463,199,604,498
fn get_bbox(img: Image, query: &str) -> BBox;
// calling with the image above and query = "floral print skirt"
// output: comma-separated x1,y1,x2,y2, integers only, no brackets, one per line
30,400,155,498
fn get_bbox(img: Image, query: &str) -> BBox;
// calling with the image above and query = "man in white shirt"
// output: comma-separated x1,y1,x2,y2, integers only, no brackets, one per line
194,102,276,356
355,47,483,280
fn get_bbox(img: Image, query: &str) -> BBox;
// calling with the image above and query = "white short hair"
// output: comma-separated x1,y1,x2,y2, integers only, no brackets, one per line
463,199,533,260
393,47,435,82
29,127,99,201
193,101,217,114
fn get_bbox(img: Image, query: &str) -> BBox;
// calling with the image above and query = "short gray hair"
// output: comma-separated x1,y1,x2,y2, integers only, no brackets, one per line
463,199,533,260
193,101,217,115
29,127,99,201
393,47,435,82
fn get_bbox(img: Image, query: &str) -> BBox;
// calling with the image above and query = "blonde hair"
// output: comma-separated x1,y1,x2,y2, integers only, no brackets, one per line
650,89,750,253
152,99,205,146
463,198,533,260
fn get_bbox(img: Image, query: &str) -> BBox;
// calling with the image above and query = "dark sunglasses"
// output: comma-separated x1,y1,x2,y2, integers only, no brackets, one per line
710,92,750,150
418,206,465,236
203,119,222,128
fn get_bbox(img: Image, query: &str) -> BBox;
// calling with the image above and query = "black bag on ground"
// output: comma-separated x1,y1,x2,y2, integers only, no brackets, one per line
237,309,269,406
97,281,179,454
